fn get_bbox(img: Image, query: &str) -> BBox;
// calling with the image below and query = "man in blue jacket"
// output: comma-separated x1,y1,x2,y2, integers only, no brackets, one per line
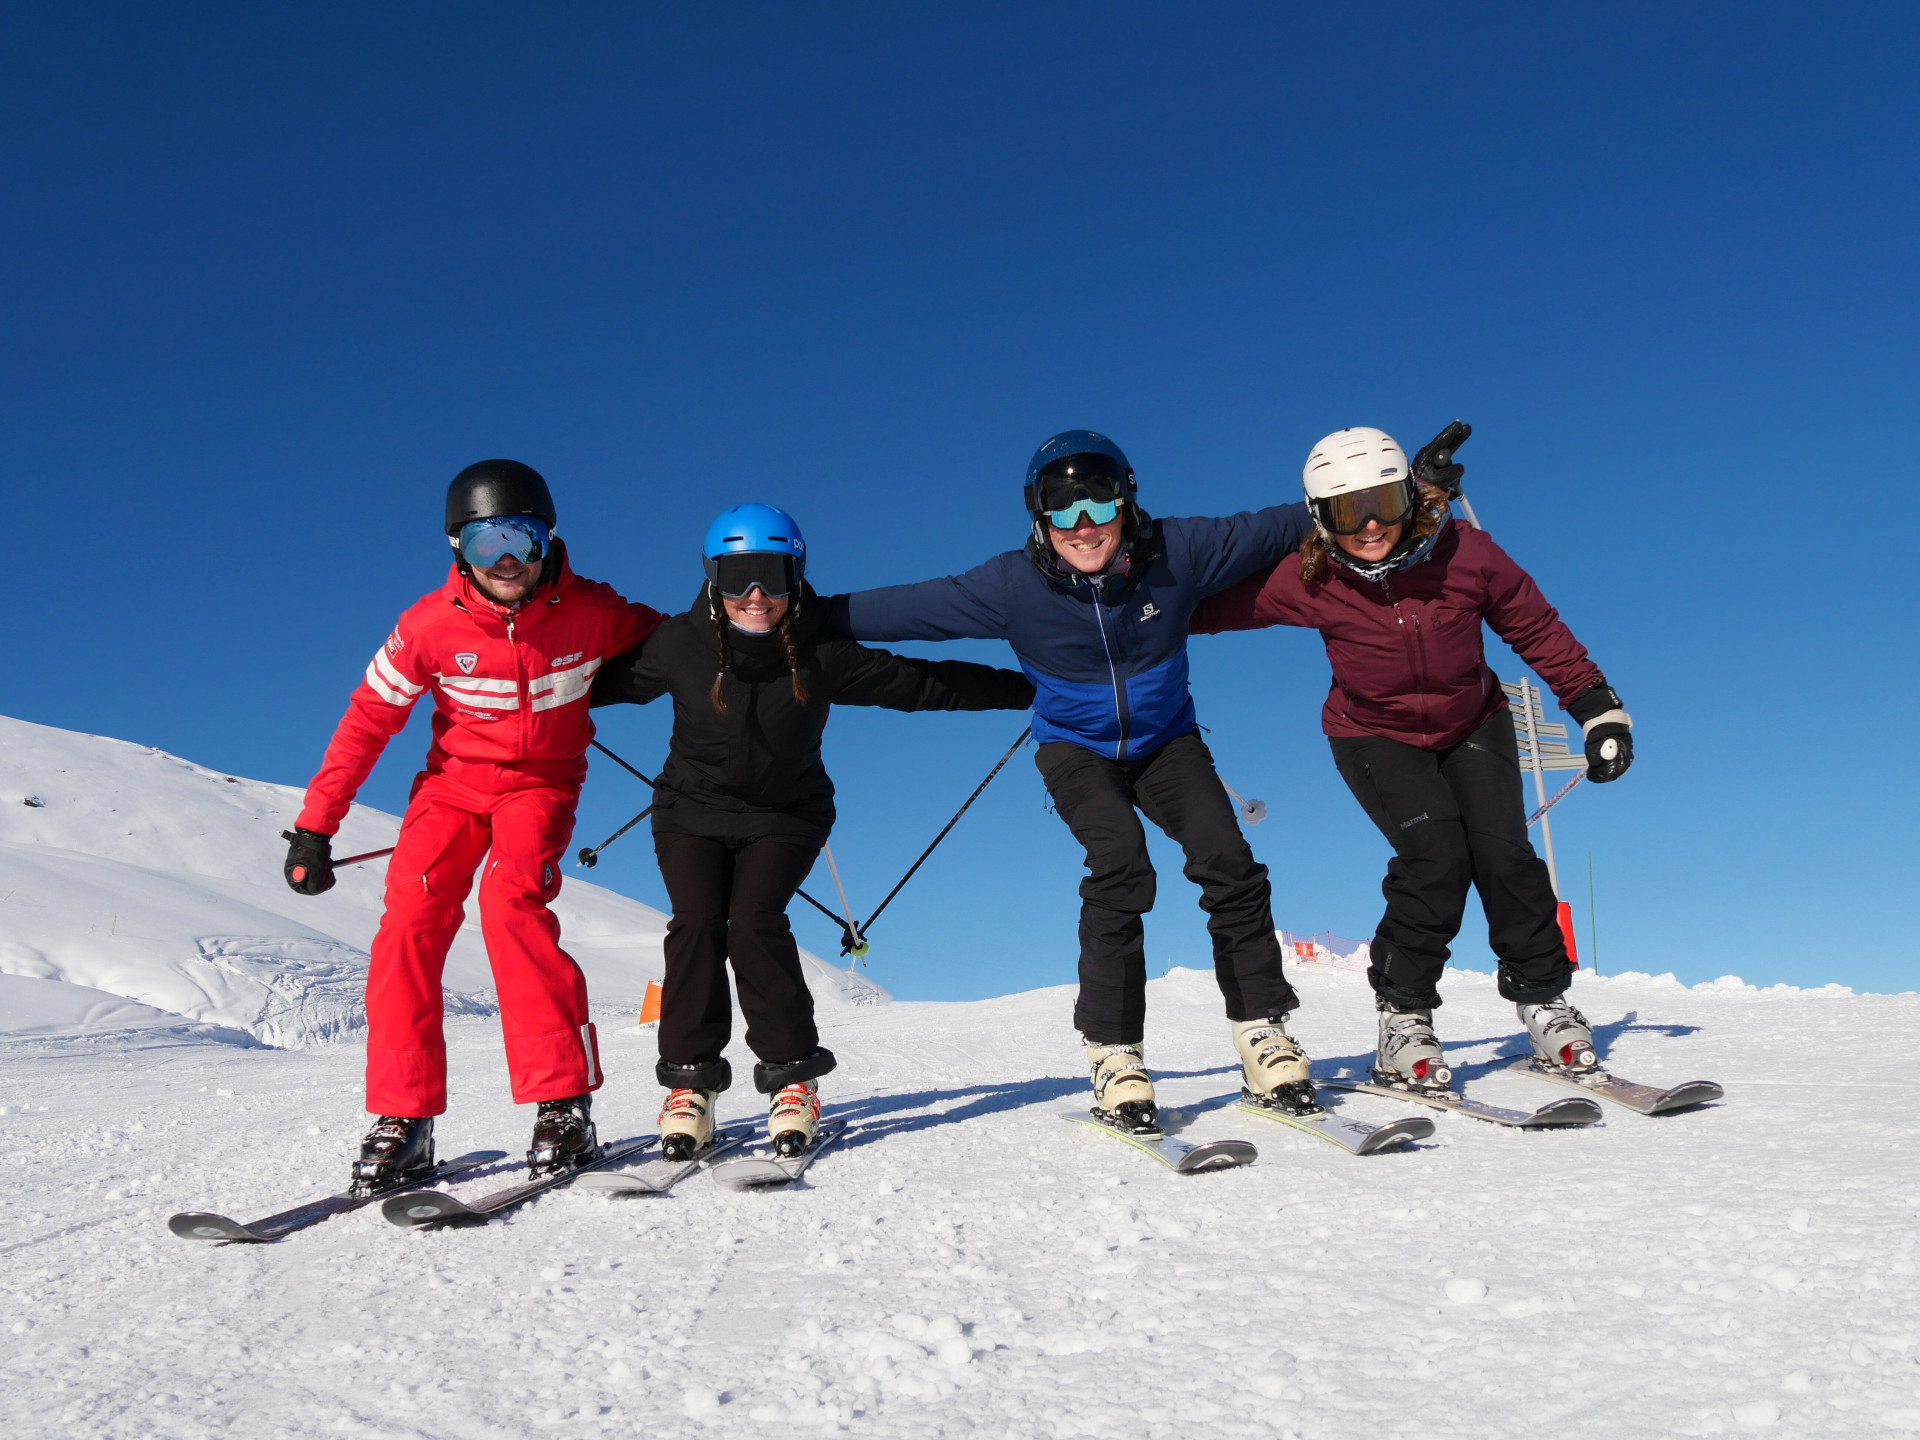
826,430,1321,1132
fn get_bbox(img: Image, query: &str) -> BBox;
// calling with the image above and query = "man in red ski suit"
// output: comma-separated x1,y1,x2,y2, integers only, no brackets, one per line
284,460,661,1187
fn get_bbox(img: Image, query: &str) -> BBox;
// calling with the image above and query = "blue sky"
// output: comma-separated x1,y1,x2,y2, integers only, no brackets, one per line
3,4,1914,1000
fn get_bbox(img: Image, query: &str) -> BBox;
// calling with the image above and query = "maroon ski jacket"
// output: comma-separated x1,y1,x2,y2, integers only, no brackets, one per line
1191,520,1605,750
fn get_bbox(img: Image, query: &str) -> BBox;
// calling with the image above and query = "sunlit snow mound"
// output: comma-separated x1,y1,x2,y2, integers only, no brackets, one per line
0,714,885,1048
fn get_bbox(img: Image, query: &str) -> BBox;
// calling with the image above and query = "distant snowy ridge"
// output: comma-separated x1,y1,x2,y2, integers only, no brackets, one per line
0,714,885,1047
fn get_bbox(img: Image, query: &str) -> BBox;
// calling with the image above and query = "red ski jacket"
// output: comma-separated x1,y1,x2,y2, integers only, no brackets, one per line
297,553,662,834
1190,521,1605,750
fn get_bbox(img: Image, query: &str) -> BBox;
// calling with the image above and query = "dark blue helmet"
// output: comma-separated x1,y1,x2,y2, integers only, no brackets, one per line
1023,430,1137,517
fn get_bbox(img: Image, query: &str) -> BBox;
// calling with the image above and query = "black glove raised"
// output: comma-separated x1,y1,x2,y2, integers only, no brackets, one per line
1565,682,1633,783
1411,420,1472,498
282,828,336,895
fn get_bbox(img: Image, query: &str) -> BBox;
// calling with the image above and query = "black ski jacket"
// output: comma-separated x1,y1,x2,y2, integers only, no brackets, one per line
590,584,1035,843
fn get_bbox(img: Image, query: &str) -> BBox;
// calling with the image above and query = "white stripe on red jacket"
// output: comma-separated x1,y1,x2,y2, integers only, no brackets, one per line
297,556,662,834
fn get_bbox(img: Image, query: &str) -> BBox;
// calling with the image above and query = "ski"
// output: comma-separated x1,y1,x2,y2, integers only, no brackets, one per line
380,1135,657,1227
1224,1094,1434,1155
709,1121,850,1190
168,1149,509,1243
1320,1077,1602,1129
1506,1058,1723,1115
1061,1112,1257,1173
575,1129,753,1196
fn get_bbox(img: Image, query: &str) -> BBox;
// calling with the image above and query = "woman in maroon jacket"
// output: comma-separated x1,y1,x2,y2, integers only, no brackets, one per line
1192,427,1634,1092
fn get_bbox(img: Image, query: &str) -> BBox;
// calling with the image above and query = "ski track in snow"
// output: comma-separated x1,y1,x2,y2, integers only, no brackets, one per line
4,967,1919,1440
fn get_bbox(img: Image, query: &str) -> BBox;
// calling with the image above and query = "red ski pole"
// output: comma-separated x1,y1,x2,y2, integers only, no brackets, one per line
336,846,396,866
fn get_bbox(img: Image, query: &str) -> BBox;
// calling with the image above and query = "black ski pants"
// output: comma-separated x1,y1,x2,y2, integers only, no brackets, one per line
1035,731,1298,1044
652,832,822,1075
1330,709,1572,1010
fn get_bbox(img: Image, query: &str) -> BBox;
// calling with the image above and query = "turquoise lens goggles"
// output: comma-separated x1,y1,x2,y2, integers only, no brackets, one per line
1047,497,1122,529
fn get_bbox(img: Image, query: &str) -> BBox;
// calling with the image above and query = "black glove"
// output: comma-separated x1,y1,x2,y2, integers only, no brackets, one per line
282,828,336,895
1565,682,1633,783
1411,420,1472,498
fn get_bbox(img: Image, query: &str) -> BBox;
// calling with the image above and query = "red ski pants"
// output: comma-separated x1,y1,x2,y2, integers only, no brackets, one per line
363,773,600,1116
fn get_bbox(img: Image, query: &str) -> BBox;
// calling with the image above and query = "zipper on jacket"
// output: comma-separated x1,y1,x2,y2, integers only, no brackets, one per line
1090,583,1129,761
506,612,529,758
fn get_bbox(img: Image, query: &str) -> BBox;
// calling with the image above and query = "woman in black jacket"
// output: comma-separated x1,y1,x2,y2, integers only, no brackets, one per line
592,504,1033,1159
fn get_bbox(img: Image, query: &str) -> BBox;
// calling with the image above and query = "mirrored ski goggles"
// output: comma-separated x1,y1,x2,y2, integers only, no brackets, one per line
1314,479,1416,536
1047,496,1123,530
458,515,550,569
713,551,796,600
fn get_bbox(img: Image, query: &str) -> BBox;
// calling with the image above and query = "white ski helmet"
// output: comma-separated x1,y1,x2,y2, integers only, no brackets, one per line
1302,427,1409,502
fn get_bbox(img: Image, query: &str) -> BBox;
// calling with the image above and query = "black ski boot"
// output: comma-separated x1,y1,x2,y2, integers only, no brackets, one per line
527,1095,598,1177
352,1116,435,1195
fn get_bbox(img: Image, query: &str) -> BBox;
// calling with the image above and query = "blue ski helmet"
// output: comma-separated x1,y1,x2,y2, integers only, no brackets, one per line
1022,430,1137,516
702,503,806,586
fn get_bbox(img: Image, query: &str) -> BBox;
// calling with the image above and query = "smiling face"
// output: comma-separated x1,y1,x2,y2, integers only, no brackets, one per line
722,586,790,632
1048,512,1125,574
1332,518,1405,564
470,553,544,606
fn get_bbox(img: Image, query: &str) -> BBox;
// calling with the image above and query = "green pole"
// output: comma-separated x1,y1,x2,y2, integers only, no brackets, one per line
1587,851,1600,977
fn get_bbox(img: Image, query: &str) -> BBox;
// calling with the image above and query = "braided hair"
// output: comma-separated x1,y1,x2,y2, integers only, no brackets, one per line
707,586,810,713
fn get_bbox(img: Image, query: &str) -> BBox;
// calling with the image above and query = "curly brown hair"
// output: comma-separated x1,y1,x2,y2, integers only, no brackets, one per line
1298,481,1453,584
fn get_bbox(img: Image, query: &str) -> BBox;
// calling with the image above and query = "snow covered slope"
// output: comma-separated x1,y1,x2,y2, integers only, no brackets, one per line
2,964,1917,1439
0,714,883,1046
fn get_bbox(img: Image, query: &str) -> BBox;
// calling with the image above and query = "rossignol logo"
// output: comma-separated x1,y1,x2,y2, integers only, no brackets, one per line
551,651,583,668
1140,603,1160,622
454,653,478,675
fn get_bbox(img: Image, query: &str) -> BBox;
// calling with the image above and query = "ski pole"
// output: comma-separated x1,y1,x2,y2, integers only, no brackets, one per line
854,726,1031,941
1525,772,1583,828
590,739,657,788
1219,777,1267,825
576,806,654,868
337,846,395,867
820,841,868,961
588,737,839,923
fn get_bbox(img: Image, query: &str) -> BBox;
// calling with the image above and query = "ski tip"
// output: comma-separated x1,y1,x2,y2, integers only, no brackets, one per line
168,1212,261,1242
379,1191,476,1228
1175,1140,1258,1173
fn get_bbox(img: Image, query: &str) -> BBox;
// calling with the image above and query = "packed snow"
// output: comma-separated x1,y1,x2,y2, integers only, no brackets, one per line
3,715,1918,1439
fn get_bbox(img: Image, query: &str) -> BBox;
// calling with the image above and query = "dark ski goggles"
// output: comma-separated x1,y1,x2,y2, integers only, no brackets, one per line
458,515,550,569
1313,479,1417,536
1035,453,1128,508
713,551,796,600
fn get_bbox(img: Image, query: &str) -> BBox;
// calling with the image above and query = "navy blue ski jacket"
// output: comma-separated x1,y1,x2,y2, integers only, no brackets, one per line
825,505,1313,761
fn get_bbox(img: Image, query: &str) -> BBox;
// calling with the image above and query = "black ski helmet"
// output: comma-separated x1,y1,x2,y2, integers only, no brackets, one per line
1022,430,1137,517
444,459,558,537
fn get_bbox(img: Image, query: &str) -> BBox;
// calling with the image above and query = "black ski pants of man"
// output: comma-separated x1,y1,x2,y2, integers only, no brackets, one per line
1331,709,1572,1010
1036,730,1298,1044
652,832,822,1075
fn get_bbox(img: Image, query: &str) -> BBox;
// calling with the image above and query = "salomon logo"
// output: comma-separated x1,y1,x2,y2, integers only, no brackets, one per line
454,653,478,675
1140,603,1160,622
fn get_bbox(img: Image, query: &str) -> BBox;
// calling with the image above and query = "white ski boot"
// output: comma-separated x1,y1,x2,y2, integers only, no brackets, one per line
767,1079,822,1158
1373,1001,1453,1091
1517,996,1599,1073
1086,1041,1158,1134
1232,1017,1320,1115
658,1087,717,1162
